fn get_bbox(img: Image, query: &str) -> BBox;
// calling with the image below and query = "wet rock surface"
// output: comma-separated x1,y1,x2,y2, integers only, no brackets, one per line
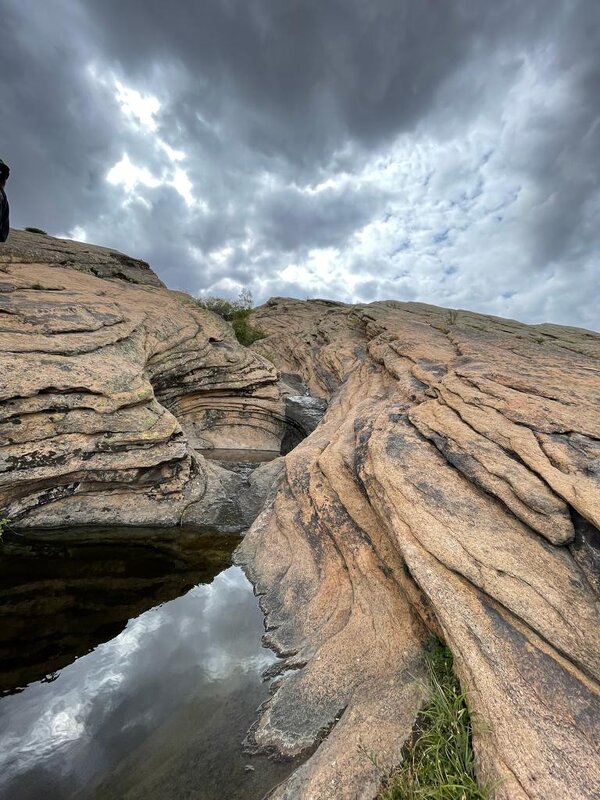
281,394,328,455
241,298,600,799
0,233,284,530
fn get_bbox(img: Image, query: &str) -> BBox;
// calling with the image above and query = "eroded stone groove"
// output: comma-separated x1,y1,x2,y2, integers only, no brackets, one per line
0,234,284,530
239,298,600,799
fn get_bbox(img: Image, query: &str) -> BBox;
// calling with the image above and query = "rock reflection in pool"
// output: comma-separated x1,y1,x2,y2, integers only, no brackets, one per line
0,528,299,800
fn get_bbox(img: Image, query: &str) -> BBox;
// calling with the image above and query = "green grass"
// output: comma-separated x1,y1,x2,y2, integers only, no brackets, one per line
231,311,265,346
195,289,265,346
379,642,489,800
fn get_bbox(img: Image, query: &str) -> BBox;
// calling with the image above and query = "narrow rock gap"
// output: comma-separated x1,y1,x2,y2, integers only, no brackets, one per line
568,507,600,598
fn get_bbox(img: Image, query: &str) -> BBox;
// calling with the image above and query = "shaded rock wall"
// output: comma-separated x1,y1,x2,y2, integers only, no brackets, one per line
0,234,284,529
241,298,600,799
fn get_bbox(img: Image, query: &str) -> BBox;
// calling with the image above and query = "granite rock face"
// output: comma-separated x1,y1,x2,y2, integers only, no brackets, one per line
2,231,599,798
0,234,284,529
1,229,165,287
240,298,600,799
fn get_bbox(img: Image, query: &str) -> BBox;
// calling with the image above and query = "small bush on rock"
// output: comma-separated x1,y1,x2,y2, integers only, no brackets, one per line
196,289,265,347
24,227,48,235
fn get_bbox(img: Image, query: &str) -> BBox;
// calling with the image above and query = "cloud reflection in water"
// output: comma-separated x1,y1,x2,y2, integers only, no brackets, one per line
0,566,278,800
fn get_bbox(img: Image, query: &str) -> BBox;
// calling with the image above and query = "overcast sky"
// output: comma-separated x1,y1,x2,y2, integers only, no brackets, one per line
1,1,599,328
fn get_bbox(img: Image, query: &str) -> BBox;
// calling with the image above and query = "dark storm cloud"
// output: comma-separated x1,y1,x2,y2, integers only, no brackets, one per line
1,0,599,326
86,0,472,164
257,184,386,251
81,0,564,168
0,1,123,232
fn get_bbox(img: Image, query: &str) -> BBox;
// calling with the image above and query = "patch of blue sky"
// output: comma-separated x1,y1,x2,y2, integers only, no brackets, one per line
432,229,450,244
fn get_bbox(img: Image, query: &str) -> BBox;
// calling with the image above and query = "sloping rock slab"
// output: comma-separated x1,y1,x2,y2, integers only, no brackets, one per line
1,229,165,286
238,299,600,799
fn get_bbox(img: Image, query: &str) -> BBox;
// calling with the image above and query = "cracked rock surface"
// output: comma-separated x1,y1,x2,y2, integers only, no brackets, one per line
0,233,283,529
240,298,600,799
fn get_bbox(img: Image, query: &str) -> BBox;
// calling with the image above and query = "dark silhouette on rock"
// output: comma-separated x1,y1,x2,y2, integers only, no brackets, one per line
0,159,10,243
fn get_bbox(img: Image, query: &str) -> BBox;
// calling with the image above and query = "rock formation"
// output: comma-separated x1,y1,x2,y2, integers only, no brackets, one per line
237,297,600,799
2,232,599,799
0,231,284,530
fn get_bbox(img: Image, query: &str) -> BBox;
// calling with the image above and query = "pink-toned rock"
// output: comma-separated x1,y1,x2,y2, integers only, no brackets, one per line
0,233,284,529
239,298,600,799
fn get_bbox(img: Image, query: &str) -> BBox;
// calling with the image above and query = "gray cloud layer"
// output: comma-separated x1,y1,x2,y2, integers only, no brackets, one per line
1,0,599,328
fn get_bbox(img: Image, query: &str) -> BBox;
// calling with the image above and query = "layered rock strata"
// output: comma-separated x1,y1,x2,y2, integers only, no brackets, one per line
239,298,600,799
0,234,283,529
1,229,165,286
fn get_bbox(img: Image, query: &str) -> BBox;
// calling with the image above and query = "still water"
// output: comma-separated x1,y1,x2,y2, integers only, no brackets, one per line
0,527,298,800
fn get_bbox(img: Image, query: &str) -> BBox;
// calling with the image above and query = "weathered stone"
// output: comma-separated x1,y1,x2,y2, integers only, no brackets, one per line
237,298,600,799
2,233,600,798
0,235,284,530
0,229,165,286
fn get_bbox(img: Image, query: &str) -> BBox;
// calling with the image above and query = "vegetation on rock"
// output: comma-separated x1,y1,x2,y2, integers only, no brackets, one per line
195,289,266,346
379,642,488,800
24,227,48,235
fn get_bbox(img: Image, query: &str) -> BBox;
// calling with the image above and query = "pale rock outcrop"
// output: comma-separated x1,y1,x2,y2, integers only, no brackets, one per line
1,229,165,286
0,233,284,529
240,298,600,800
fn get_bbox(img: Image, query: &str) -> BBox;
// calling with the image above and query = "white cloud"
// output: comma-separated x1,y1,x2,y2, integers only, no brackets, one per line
106,153,161,193
114,80,161,132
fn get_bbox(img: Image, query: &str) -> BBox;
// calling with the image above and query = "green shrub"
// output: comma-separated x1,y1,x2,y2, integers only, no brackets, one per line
24,227,48,235
379,641,489,800
232,313,265,346
196,289,265,346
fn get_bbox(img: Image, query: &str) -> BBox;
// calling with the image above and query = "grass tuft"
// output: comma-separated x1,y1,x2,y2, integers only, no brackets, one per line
379,642,488,800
